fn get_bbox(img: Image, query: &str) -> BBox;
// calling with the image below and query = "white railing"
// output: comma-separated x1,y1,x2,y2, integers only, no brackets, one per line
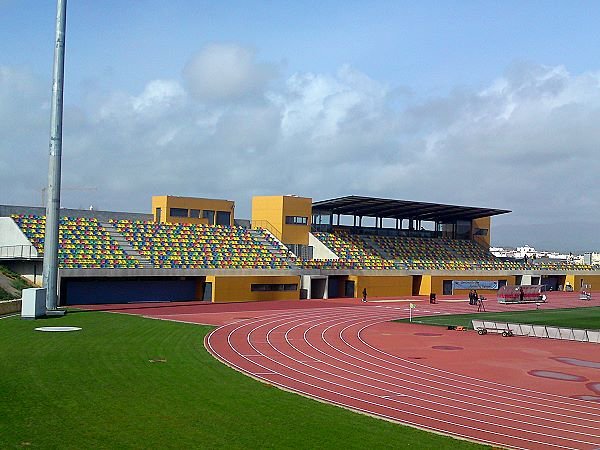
0,245,38,259
472,319,600,343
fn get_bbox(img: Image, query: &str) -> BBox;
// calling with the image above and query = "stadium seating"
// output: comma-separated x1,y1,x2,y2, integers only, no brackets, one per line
307,231,396,270
111,220,291,270
11,215,140,269
307,230,594,271
10,214,594,272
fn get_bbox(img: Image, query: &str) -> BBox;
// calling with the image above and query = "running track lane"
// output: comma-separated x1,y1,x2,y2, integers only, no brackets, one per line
206,305,600,450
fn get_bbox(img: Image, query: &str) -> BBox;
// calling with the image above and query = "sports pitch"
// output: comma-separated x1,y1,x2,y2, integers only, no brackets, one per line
0,311,487,449
397,306,600,329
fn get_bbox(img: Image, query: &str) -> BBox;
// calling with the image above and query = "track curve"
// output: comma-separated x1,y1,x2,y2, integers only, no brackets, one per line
207,304,600,450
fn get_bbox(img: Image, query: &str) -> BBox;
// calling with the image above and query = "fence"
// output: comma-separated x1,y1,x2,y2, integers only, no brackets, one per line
472,319,600,343
0,245,38,259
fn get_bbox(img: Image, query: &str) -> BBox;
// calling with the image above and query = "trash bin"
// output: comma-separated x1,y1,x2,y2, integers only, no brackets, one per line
429,293,436,304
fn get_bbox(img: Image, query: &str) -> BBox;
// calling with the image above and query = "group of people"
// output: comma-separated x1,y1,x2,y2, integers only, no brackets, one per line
468,289,479,305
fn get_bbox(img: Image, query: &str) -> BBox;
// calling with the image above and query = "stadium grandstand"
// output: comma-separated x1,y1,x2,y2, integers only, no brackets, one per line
1,194,598,305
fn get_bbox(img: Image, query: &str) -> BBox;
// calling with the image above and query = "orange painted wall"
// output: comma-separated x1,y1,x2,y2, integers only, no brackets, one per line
212,275,301,303
348,275,412,298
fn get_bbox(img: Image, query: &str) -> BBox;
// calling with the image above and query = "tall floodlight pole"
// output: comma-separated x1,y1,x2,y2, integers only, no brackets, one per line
42,0,67,311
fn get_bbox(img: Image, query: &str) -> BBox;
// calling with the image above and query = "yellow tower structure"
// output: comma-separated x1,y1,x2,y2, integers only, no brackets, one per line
251,195,312,245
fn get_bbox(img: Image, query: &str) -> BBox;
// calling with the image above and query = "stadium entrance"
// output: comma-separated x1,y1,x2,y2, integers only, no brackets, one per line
327,275,354,298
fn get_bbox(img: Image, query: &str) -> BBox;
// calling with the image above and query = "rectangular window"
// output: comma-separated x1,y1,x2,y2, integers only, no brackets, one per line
190,209,201,219
169,208,188,218
251,284,298,292
285,216,308,225
202,210,215,224
216,211,231,226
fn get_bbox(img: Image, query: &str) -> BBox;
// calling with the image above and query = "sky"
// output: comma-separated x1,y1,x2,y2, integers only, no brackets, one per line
1,0,600,250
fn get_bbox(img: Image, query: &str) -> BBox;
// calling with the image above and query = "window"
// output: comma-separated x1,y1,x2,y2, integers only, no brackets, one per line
190,209,201,219
202,210,215,224
170,208,188,218
251,284,298,292
285,216,308,225
216,211,231,226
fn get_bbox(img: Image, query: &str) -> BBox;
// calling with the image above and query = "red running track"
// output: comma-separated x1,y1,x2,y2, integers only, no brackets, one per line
89,293,600,449
206,299,600,449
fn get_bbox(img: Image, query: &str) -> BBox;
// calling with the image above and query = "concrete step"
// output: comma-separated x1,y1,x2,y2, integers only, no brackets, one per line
100,221,154,268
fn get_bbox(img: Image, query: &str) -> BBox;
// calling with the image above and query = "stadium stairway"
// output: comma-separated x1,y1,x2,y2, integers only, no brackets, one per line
100,221,154,269
248,229,298,269
361,236,393,260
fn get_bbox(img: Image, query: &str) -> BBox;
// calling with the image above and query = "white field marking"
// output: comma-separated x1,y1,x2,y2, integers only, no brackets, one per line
242,308,600,441
210,312,595,449
208,333,529,450
354,321,600,413
299,313,600,431
212,342,531,450
209,305,600,424
219,306,600,413
261,308,600,421
0,314,19,320
208,308,596,450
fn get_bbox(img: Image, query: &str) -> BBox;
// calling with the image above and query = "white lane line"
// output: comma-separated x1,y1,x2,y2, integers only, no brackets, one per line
214,315,592,449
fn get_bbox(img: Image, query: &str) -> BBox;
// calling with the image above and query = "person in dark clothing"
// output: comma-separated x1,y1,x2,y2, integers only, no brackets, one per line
473,290,479,305
362,288,367,303
519,287,524,302
469,290,475,305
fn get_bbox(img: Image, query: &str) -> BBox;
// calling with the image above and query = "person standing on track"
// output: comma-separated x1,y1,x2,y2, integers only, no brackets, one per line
362,288,367,303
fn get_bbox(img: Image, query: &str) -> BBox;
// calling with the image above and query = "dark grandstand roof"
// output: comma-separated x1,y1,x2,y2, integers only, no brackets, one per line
312,196,510,222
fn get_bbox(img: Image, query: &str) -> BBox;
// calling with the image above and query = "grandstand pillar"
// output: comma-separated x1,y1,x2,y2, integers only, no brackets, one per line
42,0,67,312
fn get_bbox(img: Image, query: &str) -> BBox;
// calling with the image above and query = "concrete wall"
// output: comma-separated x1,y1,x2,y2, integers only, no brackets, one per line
348,275,412,298
211,275,301,302
0,217,37,255
472,216,491,248
0,300,21,315
309,233,339,259
572,275,600,291
252,195,312,245
1,260,43,286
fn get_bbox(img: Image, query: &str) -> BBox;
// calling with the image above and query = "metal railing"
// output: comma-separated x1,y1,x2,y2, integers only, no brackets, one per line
472,320,600,343
0,245,39,259
251,220,283,242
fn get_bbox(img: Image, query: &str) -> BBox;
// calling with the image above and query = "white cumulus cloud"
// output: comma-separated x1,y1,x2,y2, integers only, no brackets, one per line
183,43,277,103
1,56,600,249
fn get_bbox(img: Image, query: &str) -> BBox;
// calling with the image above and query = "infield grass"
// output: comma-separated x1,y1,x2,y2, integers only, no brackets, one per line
0,311,489,449
398,306,600,329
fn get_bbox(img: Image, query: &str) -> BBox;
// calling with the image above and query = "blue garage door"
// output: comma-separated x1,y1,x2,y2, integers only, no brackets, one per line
62,277,198,305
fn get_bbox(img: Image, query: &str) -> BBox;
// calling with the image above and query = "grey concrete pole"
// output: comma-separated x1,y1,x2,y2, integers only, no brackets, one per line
42,0,67,310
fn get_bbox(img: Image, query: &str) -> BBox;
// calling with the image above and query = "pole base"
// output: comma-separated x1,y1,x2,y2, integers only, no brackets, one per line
46,309,67,317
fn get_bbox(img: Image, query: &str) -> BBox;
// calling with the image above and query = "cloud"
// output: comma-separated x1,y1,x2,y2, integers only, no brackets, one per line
183,43,277,103
1,56,600,249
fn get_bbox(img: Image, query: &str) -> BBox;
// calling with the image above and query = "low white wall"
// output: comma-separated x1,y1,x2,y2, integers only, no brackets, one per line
0,217,36,252
309,233,338,260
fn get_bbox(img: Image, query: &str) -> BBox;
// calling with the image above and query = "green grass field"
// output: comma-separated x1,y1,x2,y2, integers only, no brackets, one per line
398,306,600,330
0,311,488,449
